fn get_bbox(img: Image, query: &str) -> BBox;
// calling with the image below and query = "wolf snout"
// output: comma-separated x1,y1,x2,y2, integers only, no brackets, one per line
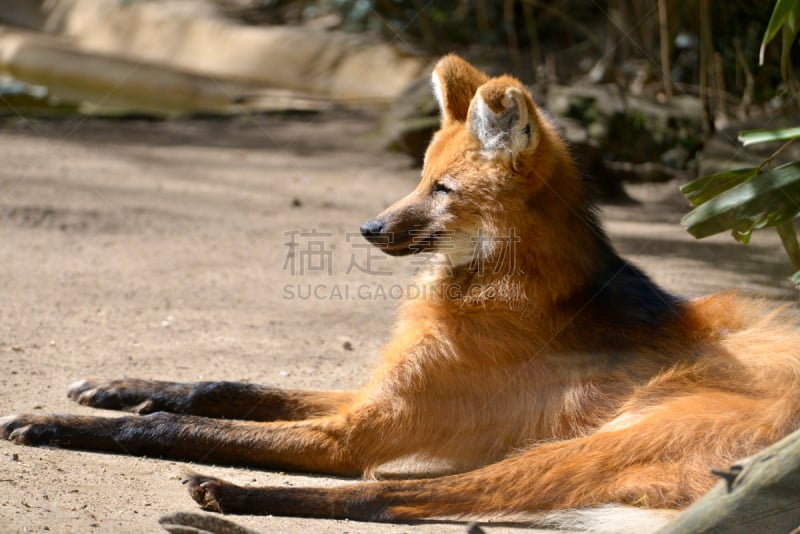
360,219,386,239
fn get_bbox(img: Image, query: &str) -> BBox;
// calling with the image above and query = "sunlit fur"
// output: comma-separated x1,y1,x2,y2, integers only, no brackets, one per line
4,55,800,526
273,56,800,518
320,55,800,516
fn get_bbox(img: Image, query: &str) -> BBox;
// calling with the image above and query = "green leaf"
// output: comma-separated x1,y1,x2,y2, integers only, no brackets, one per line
760,0,800,64
781,10,800,80
681,161,800,239
738,127,800,146
791,270,800,289
731,227,753,244
776,220,800,271
681,168,757,207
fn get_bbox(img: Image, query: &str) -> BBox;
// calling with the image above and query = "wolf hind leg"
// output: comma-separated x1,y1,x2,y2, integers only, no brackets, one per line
181,463,618,520
182,435,703,520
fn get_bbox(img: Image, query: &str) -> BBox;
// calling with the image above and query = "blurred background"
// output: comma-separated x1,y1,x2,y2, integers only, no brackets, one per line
2,5,800,530
1,0,798,196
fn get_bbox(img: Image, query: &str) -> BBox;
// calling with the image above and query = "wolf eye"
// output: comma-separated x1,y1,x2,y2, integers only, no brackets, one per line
431,182,451,195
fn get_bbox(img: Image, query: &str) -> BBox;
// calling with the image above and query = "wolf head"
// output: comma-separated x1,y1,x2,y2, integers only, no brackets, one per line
432,55,538,158
361,55,580,274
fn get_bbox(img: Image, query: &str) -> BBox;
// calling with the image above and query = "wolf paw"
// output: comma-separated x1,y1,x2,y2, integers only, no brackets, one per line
183,475,229,513
68,378,160,414
0,414,61,445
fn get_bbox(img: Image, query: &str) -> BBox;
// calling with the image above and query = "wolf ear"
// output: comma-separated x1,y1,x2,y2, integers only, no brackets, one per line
431,54,489,123
467,79,537,157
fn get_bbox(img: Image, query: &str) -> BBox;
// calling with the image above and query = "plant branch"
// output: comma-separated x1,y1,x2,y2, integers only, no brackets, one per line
759,138,798,171
658,0,673,98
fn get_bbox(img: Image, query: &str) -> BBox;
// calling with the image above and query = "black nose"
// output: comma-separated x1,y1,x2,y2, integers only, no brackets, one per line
360,219,385,238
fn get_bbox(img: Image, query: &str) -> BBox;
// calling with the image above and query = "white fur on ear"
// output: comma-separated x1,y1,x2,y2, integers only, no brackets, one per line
431,70,446,120
469,87,535,157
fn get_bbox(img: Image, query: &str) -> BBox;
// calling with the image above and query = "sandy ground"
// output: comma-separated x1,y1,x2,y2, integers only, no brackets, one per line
0,111,797,534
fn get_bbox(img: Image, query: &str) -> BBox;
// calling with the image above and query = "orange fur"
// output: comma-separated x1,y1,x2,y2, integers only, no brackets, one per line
3,55,799,523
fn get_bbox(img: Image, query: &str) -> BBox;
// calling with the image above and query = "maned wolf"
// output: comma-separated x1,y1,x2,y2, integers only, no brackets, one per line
3,55,800,527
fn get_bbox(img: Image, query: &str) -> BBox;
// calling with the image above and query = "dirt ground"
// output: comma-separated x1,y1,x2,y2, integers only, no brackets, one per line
0,111,797,534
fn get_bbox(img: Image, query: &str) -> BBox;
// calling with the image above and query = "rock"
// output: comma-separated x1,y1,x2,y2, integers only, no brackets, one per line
548,84,703,178
660,146,691,169
0,0,429,105
548,83,627,121
604,161,683,184
158,511,259,534
382,76,440,166
558,117,632,202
